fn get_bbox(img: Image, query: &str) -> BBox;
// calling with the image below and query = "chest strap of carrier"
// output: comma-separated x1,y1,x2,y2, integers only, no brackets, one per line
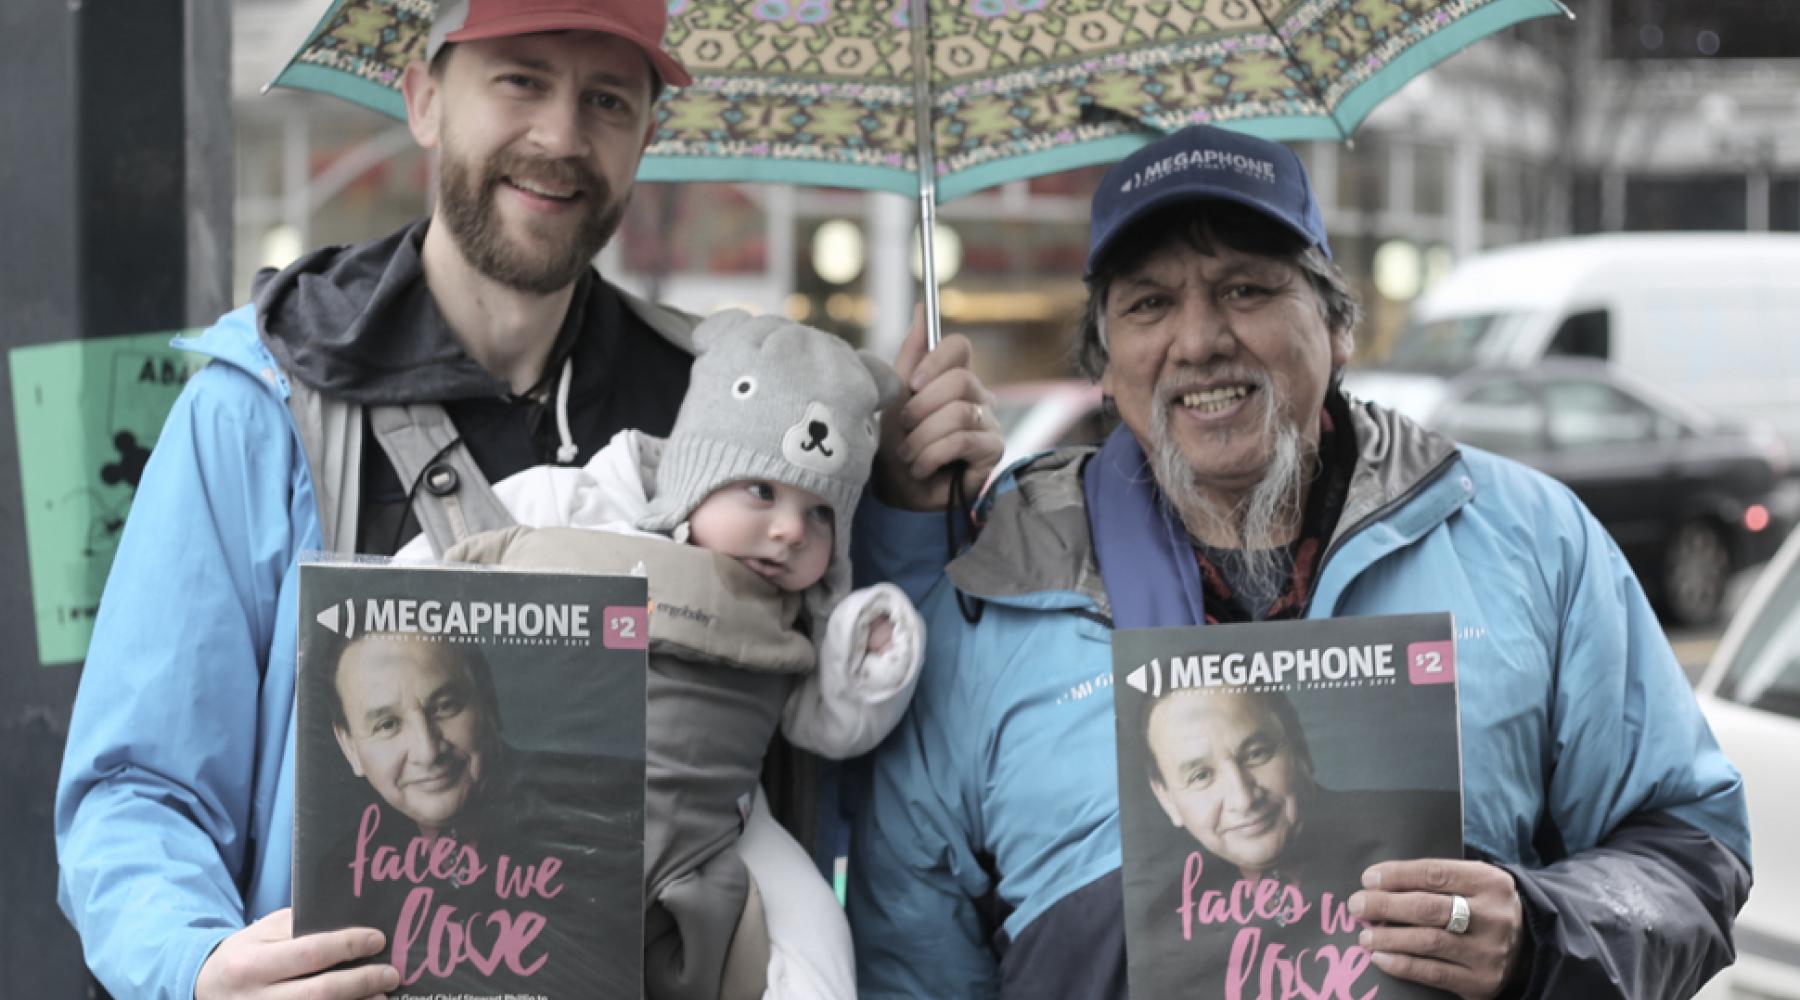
287,376,514,555
366,402,514,556
286,377,363,554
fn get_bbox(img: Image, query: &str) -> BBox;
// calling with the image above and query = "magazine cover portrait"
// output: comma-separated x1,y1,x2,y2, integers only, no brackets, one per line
295,562,649,1000
1113,612,1463,1000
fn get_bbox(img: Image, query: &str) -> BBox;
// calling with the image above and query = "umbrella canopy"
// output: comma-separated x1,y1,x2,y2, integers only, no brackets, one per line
268,0,1567,570
273,0,1568,202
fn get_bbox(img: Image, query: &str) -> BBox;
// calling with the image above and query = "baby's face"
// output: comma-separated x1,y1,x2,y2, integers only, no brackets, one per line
688,480,834,592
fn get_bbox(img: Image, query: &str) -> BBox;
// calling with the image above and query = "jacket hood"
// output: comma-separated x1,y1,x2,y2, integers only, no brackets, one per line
1334,397,1460,536
250,219,592,405
951,448,1108,613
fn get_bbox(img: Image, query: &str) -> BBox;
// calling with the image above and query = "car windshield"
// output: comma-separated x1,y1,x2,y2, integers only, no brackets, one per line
1383,313,1509,373
1717,551,1800,719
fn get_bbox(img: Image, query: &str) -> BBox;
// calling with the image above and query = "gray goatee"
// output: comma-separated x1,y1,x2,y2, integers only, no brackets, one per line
1148,375,1315,599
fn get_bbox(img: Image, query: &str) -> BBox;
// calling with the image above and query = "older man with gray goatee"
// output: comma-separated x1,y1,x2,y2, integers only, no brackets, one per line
849,123,1751,1000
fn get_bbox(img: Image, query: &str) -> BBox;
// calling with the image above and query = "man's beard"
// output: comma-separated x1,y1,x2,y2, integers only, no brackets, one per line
437,145,625,294
1149,371,1315,598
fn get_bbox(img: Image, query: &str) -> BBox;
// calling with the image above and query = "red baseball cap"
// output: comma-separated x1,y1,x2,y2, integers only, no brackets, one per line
427,0,692,88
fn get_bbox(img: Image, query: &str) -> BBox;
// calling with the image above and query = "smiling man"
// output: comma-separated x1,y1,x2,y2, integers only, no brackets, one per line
330,635,502,839
1143,689,1313,882
850,125,1752,1000
54,2,1002,998
315,631,638,1000
1138,684,1459,941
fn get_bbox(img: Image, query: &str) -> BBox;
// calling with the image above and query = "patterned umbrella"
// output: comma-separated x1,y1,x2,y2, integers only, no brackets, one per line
271,0,1568,335
274,0,1567,196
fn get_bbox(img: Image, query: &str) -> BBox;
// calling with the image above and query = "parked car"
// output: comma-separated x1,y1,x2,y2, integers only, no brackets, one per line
1352,360,1793,625
1380,233,1800,458
1694,529,1800,1000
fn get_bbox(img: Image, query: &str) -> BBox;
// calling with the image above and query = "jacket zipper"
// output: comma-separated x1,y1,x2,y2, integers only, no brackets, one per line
1297,449,1462,619
1071,606,1112,628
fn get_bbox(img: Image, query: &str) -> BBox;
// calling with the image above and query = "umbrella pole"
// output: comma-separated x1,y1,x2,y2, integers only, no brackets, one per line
908,0,982,627
908,0,943,350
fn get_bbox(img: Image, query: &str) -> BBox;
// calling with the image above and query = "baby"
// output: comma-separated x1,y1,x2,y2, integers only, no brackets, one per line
406,310,923,1000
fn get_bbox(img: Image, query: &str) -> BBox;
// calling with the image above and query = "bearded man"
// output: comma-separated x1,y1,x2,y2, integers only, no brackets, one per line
54,3,1001,998
849,125,1750,1000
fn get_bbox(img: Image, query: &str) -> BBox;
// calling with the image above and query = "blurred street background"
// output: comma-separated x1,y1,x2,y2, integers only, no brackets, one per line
4,0,1799,994
227,1,1800,373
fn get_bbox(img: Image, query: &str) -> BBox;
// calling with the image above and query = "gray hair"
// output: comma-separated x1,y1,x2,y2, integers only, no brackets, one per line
1074,202,1360,382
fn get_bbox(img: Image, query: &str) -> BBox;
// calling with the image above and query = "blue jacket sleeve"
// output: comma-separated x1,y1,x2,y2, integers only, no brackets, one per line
1498,812,1750,1000
55,363,300,1000
1500,495,1752,997
1541,499,1749,863
848,580,1001,999
852,495,953,605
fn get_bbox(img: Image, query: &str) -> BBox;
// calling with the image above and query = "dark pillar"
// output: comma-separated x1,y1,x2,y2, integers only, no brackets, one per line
0,0,230,993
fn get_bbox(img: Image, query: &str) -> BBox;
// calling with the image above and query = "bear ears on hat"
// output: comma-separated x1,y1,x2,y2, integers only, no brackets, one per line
692,309,902,409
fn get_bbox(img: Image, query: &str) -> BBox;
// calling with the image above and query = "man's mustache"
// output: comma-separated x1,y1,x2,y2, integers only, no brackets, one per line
485,153,608,202
1155,365,1271,398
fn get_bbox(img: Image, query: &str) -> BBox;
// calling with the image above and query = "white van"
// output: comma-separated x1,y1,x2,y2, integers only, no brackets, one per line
1370,234,1800,455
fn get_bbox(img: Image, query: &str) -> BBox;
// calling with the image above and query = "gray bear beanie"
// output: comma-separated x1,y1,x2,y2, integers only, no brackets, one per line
639,309,901,623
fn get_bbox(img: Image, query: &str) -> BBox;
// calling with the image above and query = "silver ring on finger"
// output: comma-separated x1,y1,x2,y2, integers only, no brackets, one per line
1444,893,1471,935
972,401,985,428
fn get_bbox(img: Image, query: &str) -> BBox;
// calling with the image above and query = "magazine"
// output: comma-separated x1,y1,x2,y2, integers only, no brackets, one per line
295,561,649,1000
1112,612,1462,1000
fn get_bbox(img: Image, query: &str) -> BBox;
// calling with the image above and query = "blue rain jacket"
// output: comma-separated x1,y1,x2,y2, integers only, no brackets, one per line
56,310,317,1000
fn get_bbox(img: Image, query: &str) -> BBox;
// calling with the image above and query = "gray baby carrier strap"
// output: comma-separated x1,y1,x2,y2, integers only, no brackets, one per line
366,403,515,554
286,378,513,554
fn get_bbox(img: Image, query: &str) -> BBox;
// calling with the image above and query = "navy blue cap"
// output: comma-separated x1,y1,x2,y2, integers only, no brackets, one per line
1086,125,1330,277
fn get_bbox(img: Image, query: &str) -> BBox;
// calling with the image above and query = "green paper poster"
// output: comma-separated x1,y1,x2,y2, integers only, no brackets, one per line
9,332,205,666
